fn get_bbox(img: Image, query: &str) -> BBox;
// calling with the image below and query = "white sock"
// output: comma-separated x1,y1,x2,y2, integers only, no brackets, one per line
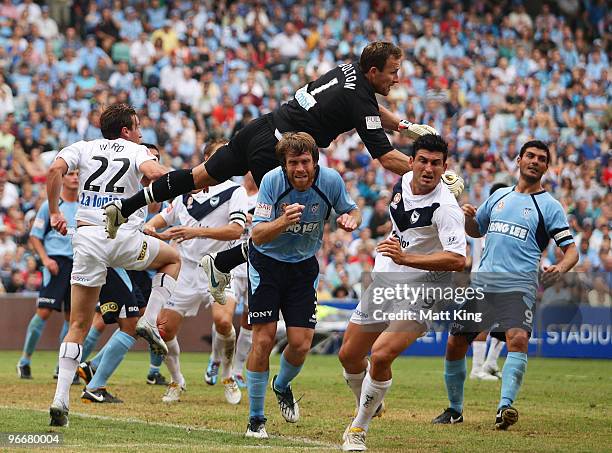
53,342,82,408
164,337,184,386
343,367,367,408
471,341,487,374
214,325,236,380
143,274,176,326
485,337,504,367
352,373,391,431
231,328,252,376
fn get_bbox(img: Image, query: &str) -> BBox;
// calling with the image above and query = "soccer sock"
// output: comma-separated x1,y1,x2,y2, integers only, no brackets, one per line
81,326,102,361
485,337,505,368
20,314,46,365
214,325,236,380
53,342,82,408
59,320,69,343
352,373,392,431
214,242,248,273
343,366,367,408
274,352,303,392
247,369,269,419
445,358,467,413
142,274,176,326
164,337,184,386
87,331,135,391
149,348,164,374
120,169,195,218
231,328,252,376
471,341,486,374
499,352,527,409
91,329,120,370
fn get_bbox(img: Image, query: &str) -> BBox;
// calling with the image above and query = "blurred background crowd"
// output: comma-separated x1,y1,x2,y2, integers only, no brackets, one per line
0,0,609,306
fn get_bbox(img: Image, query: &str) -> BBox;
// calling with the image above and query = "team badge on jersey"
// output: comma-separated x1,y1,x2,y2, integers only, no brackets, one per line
186,196,193,210
210,196,220,207
310,203,319,214
496,201,505,211
392,192,402,205
523,207,532,218
410,211,420,224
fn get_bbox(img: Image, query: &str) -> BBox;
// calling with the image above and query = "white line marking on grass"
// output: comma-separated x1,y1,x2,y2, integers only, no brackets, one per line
0,405,339,450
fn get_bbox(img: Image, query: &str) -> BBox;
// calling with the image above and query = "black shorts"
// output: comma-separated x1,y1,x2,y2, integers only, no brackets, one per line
37,256,73,312
449,291,534,344
128,270,152,309
97,268,139,325
204,114,280,187
247,247,319,328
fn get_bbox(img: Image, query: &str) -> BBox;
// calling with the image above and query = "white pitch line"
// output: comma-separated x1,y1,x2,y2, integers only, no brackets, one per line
0,405,339,450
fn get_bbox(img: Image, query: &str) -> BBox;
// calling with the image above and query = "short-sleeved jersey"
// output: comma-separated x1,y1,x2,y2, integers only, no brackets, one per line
233,191,258,279
473,187,574,295
253,166,357,263
375,171,466,274
30,199,78,258
57,138,156,228
272,62,394,158
160,181,248,265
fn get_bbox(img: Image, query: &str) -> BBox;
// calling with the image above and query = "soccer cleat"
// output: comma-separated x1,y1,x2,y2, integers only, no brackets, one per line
245,416,268,439
77,361,95,384
432,408,464,424
233,373,247,389
342,426,367,451
147,370,168,385
135,318,168,356
200,253,231,305
223,377,242,405
484,363,502,379
205,358,220,385
495,405,518,430
470,370,499,381
81,387,123,404
17,364,32,379
162,382,185,403
103,200,127,239
49,400,69,427
271,375,300,423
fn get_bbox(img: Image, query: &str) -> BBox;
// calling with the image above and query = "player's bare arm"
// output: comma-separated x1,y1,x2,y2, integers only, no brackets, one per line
165,222,243,243
542,243,579,286
376,236,465,271
462,204,483,238
139,159,169,186
143,213,173,241
46,158,69,235
251,203,304,245
336,208,361,232
377,150,413,175
29,236,59,275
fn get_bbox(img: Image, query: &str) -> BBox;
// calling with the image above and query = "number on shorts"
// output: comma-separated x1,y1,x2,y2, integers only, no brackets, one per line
524,308,533,324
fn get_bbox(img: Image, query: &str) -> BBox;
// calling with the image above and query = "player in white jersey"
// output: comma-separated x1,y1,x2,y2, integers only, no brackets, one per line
47,104,181,427
338,135,467,451
144,140,248,405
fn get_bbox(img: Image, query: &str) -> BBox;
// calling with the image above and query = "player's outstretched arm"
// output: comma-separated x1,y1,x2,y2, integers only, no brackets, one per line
143,213,171,241
378,149,413,175
252,203,303,245
377,236,465,271
336,208,361,232
166,222,243,243
139,159,169,186
46,158,68,235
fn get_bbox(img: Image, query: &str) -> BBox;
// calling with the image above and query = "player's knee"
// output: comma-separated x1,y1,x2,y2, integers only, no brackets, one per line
338,344,360,368
36,307,53,321
214,318,233,335
370,349,397,370
287,340,311,359
446,335,469,360
506,332,529,352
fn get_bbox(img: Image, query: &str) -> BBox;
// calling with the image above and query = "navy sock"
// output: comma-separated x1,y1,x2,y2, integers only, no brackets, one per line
214,242,248,273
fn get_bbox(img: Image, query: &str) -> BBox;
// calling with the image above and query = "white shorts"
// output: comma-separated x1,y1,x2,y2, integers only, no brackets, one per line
71,226,160,287
231,275,248,307
164,259,235,317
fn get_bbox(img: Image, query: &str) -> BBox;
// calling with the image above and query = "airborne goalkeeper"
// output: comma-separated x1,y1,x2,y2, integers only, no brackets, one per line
104,41,439,304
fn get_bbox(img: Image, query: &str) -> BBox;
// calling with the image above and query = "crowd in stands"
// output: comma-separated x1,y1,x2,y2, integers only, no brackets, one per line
0,0,609,306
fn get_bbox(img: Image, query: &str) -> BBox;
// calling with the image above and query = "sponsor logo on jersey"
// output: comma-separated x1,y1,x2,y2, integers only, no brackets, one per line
254,202,272,219
365,115,382,130
410,211,420,224
79,192,120,208
249,310,273,318
72,275,89,283
447,235,458,245
33,218,45,230
100,302,119,315
487,220,529,241
285,221,320,235
137,241,148,261
392,192,402,205
295,85,317,111
496,201,505,211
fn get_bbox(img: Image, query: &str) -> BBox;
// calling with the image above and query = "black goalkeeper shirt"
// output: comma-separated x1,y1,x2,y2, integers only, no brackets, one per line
272,61,394,159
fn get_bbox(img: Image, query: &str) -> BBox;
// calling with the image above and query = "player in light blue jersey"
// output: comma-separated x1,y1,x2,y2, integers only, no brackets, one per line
244,132,361,439
433,140,578,430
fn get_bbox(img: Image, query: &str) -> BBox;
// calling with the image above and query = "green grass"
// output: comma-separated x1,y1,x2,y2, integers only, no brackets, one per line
1,351,611,452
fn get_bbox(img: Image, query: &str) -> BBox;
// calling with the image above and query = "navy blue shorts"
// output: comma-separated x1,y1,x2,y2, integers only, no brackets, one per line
247,247,319,328
97,268,139,325
128,270,152,309
37,256,73,312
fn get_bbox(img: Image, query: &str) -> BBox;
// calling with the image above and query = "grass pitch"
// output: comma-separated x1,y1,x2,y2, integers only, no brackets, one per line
1,350,610,452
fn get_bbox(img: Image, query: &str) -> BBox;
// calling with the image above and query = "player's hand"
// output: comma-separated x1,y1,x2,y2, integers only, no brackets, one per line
398,120,438,140
143,225,171,241
462,204,477,218
541,265,563,287
376,236,407,266
165,226,201,243
282,203,304,226
50,212,67,236
43,257,59,276
336,213,358,232
441,171,465,199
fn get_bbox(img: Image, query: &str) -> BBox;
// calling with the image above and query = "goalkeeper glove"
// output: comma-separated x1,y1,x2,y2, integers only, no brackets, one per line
441,170,464,199
398,120,438,139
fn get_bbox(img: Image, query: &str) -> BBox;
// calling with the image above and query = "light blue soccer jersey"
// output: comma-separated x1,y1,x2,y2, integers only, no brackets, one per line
473,187,574,297
30,199,78,258
252,166,357,262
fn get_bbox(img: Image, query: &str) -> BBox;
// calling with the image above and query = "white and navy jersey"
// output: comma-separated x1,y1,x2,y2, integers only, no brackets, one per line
233,191,258,279
473,187,574,297
374,171,466,274
272,61,394,158
160,181,248,265
57,138,155,228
